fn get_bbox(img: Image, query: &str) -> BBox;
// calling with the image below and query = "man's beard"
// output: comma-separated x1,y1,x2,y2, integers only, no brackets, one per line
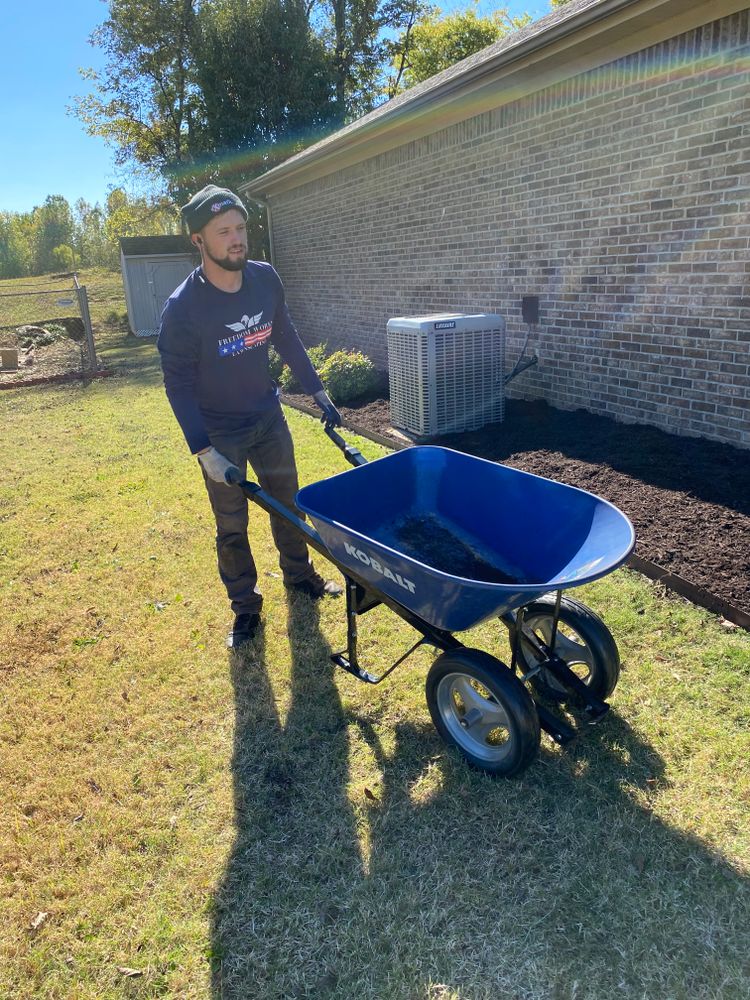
204,244,246,271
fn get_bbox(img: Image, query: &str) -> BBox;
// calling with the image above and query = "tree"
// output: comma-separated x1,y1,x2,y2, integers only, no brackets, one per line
389,3,531,94
104,188,180,258
72,0,208,202
195,0,336,177
72,0,343,199
74,199,110,269
52,245,76,271
315,0,430,118
71,0,533,214
191,0,338,255
32,196,76,274
0,213,34,278
0,190,181,278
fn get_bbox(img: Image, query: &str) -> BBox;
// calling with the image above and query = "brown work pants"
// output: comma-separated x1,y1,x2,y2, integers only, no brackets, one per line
201,405,315,615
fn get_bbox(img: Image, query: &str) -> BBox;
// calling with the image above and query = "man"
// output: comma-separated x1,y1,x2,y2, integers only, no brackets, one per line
158,184,343,648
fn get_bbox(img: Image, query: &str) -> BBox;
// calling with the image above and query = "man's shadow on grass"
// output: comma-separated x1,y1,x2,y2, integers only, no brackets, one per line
209,595,364,999
210,612,750,999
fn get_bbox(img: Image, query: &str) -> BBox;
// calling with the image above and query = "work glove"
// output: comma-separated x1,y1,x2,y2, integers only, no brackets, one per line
313,389,342,428
197,446,241,484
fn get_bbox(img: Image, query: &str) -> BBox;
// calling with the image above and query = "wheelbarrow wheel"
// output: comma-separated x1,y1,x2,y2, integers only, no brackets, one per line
426,648,540,777
516,595,620,702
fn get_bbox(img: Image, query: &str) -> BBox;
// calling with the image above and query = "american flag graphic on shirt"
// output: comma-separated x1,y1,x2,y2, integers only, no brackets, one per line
218,313,272,356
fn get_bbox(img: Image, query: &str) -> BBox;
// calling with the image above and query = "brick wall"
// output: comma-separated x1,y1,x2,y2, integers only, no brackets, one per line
270,10,750,448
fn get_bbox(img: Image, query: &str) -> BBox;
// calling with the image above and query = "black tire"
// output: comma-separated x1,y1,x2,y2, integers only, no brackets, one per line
426,648,540,777
516,595,620,702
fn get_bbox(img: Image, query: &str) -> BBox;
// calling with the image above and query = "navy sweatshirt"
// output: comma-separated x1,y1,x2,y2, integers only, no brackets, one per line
157,260,323,453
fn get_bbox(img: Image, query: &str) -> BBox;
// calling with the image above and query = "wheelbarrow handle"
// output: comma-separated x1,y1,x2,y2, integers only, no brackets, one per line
324,424,368,467
225,465,250,486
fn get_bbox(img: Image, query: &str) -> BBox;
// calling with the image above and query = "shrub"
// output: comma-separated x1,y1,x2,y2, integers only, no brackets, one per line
278,342,328,392
268,346,284,382
318,350,381,404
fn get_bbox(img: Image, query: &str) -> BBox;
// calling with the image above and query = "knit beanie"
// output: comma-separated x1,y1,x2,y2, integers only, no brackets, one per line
180,185,248,234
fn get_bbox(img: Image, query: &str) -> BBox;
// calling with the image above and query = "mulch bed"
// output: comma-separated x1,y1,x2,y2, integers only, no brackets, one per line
286,393,750,618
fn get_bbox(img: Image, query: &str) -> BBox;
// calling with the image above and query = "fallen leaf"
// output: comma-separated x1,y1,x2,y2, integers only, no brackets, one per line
117,967,144,978
30,912,49,931
72,813,85,824
429,987,453,1000
720,618,738,630
87,779,102,794
364,787,378,802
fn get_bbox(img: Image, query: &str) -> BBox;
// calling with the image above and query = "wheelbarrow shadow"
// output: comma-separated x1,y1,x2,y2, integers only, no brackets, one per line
348,700,750,998
210,615,750,998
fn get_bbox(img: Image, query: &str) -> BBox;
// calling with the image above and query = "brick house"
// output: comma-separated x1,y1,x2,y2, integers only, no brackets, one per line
240,0,750,448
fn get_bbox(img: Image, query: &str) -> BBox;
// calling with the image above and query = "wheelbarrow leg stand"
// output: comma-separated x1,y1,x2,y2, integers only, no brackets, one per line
331,575,458,685
331,578,383,683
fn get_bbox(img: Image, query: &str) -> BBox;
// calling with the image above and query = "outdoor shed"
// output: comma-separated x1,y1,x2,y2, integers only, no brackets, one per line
241,0,750,449
120,236,198,337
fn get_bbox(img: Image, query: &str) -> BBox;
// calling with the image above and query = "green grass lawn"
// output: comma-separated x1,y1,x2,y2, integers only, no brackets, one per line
1,270,749,999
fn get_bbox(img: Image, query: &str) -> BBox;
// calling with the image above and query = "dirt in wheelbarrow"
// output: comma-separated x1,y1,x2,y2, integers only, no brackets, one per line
285,391,750,616
392,514,519,584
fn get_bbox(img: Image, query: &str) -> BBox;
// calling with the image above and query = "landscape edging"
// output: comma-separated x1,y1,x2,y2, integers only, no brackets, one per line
0,369,114,390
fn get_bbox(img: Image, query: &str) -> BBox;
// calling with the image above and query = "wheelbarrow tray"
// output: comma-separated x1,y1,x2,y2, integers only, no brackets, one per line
297,446,635,632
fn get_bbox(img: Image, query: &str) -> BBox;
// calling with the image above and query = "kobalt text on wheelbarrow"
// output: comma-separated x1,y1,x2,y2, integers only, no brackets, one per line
227,425,636,778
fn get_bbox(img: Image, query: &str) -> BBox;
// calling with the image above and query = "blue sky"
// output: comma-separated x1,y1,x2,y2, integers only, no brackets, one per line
1,1,550,215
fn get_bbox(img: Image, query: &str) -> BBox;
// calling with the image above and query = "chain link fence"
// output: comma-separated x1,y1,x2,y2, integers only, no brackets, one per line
0,276,99,385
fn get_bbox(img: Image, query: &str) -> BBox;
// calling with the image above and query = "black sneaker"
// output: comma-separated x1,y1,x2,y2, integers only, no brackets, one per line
287,573,343,599
226,612,261,648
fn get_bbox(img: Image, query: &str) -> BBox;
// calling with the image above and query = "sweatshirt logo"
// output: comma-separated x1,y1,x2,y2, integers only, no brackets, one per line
219,312,271,356
226,312,262,333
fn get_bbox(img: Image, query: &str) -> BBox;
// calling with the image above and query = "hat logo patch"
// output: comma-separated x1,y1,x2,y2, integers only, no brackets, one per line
211,198,235,212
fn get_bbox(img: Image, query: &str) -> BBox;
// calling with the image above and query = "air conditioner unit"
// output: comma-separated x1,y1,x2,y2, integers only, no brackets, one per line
386,313,505,437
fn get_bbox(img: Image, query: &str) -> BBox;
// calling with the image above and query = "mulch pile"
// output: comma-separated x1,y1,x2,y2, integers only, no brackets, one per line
288,393,749,617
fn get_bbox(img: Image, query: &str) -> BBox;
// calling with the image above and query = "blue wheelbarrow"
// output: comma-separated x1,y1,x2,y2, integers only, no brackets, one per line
230,427,635,777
